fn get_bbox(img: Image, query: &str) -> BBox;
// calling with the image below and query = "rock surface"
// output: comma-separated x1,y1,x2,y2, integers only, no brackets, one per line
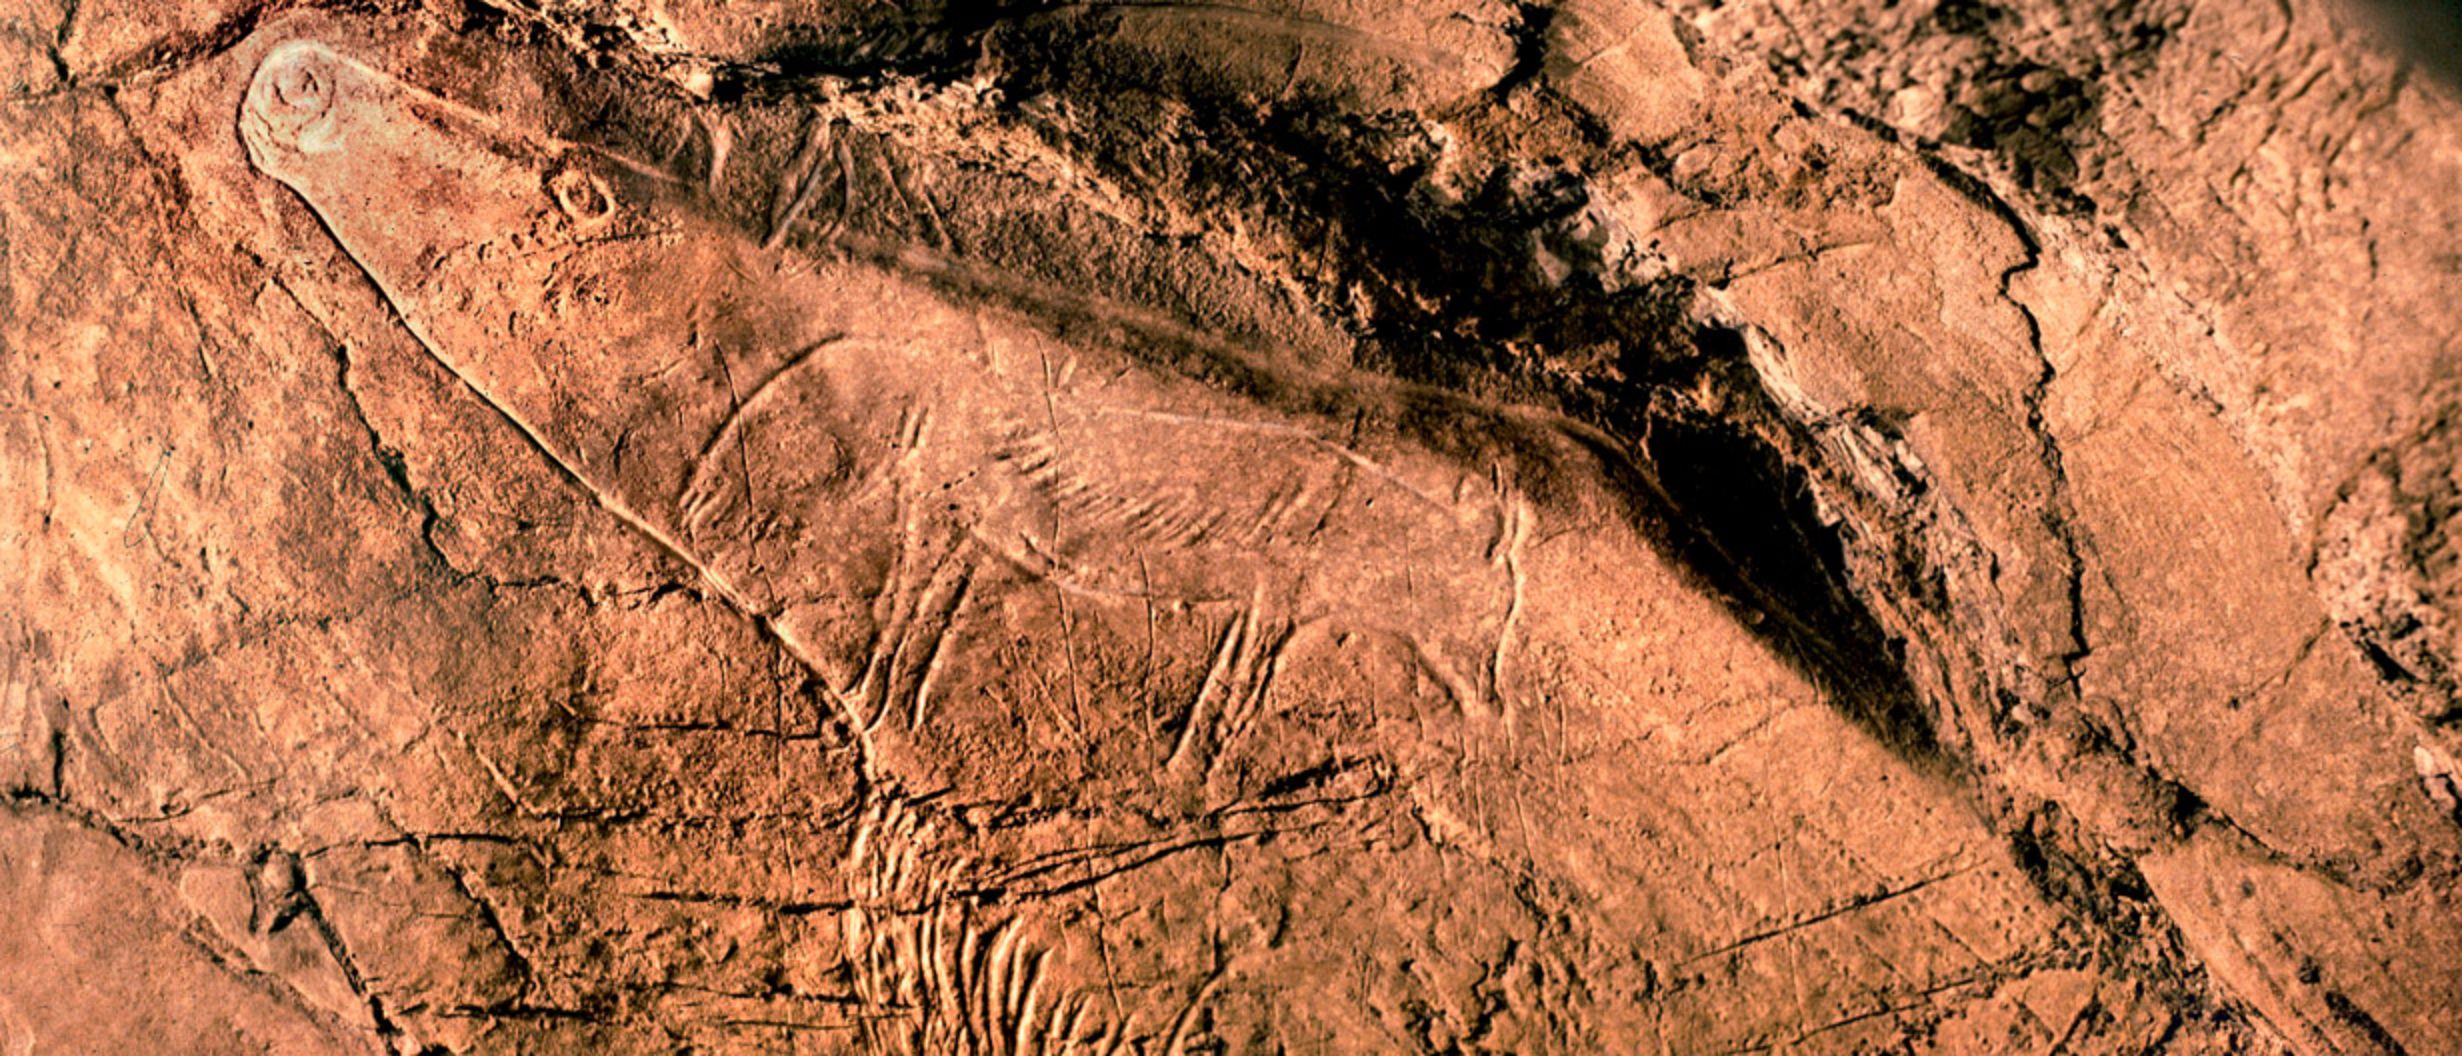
1,0,2458,1051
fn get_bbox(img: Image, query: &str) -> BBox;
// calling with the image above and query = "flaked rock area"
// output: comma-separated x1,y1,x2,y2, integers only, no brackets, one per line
1,0,2457,1052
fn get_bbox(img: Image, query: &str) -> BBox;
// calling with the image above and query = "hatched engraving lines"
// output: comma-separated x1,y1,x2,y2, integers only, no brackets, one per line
844,800,1217,1056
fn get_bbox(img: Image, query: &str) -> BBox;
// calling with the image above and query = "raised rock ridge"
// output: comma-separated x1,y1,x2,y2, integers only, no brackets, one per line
2,0,2458,1052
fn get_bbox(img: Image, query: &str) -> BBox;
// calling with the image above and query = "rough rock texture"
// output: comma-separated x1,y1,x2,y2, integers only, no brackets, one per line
2,0,2458,1052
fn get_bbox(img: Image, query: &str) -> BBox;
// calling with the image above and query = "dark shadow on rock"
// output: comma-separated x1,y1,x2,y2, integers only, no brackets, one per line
393,10,1959,785
2354,0,2462,85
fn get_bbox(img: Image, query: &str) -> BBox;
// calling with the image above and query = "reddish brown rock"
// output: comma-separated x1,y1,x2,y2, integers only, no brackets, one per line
3,0,2458,1051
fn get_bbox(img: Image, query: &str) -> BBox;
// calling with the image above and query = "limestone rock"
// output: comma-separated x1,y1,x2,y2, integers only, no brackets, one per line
3,0,2457,1051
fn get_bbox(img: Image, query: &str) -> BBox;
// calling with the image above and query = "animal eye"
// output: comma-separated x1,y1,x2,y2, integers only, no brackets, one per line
271,61,328,115
549,165,616,226
245,41,346,157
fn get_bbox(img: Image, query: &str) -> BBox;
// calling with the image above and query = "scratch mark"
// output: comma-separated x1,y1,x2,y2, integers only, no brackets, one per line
1685,863,1976,965
1137,552,1162,749
1210,615,1293,776
1490,488,1530,722
908,570,971,732
1052,583,1092,753
765,112,834,250
1169,606,1249,770
1085,403,1456,513
117,444,172,545
679,332,848,522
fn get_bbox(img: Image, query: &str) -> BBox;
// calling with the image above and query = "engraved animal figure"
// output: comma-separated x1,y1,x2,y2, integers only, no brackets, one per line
239,41,1526,759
